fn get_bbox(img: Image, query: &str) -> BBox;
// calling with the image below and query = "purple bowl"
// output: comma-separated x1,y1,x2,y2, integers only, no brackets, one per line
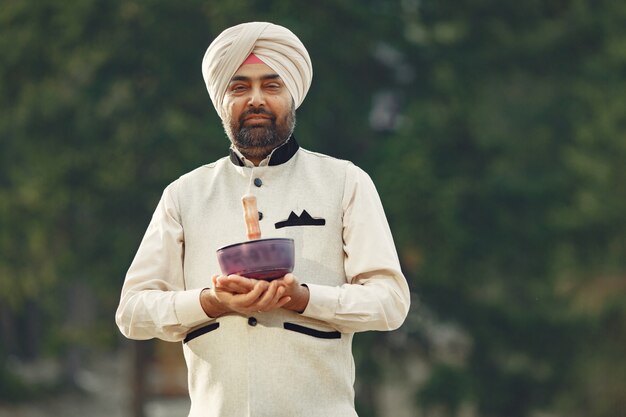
216,238,295,280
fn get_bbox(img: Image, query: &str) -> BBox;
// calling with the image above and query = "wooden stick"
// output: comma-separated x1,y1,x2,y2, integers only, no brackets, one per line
241,194,261,240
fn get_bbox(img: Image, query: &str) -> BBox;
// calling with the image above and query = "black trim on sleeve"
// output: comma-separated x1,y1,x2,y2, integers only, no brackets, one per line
184,322,220,344
283,322,341,339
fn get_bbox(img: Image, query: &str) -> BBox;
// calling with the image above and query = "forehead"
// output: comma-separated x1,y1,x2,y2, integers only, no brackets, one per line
231,62,279,81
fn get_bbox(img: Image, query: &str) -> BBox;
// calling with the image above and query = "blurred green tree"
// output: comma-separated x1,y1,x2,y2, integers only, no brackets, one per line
376,1,626,416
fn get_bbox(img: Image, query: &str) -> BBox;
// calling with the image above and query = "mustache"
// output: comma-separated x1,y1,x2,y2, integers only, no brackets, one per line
239,107,276,123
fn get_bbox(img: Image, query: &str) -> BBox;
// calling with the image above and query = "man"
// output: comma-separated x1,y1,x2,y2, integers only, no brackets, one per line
116,22,410,417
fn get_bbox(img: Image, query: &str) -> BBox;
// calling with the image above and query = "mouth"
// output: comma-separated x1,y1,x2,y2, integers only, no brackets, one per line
245,115,271,122
242,109,274,121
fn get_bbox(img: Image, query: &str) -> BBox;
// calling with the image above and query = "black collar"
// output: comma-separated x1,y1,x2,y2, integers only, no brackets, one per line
229,135,300,167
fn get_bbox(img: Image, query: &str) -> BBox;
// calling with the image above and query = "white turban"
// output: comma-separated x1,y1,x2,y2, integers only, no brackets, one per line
202,22,313,120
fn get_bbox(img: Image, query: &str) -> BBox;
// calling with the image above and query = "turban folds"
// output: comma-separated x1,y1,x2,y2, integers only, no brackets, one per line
202,22,313,120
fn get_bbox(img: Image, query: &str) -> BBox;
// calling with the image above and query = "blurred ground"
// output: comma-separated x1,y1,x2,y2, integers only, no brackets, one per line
0,334,435,417
0,345,190,417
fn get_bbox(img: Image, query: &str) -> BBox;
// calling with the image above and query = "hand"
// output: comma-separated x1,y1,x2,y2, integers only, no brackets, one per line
213,274,257,294
202,275,291,317
272,274,310,313
219,273,309,313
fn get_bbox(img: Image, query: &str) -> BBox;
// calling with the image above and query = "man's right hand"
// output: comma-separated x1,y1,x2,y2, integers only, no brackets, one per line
200,275,291,318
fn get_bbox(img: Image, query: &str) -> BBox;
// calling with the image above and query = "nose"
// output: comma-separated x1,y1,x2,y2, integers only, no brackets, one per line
247,86,266,107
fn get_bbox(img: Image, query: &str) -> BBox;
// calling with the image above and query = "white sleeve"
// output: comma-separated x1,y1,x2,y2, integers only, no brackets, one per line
301,164,411,333
115,182,212,342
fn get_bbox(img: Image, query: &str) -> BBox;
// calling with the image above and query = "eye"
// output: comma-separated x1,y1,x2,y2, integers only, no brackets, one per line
229,84,247,93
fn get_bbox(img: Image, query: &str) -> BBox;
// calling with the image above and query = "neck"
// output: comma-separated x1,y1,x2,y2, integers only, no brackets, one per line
235,138,289,166
235,146,274,166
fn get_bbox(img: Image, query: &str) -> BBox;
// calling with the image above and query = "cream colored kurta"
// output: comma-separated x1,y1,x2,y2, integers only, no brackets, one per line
116,139,410,417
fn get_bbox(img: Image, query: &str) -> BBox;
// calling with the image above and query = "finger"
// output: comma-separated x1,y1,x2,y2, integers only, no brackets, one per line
283,273,294,285
263,286,290,311
212,277,236,298
228,274,258,285
212,276,246,296
213,287,259,314
216,275,256,293
214,276,231,289
225,275,257,290
236,280,269,307
276,274,296,291
276,296,292,309
217,280,251,294
255,281,282,311
270,285,286,307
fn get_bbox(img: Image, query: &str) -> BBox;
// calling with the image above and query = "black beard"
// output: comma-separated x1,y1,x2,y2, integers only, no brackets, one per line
225,106,295,161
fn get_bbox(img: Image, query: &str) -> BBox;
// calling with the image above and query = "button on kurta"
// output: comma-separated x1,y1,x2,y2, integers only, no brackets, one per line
254,178,263,187
248,317,258,326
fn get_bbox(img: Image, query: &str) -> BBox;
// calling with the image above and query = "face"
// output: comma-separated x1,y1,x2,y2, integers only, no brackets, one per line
222,63,295,164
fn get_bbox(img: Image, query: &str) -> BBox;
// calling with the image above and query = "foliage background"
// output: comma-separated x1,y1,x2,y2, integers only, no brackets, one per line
1,1,624,416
